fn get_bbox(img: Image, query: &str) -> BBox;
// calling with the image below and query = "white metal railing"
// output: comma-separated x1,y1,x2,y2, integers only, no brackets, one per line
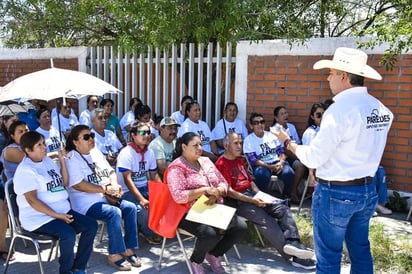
88,42,236,128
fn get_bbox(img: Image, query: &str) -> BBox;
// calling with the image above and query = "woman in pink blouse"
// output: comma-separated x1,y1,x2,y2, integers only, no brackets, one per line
167,132,247,274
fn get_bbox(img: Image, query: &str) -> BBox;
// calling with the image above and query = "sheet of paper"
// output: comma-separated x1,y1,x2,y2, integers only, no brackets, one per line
253,191,284,204
185,195,236,230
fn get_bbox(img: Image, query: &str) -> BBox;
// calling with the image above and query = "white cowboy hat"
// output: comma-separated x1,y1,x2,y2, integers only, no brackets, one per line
313,47,382,80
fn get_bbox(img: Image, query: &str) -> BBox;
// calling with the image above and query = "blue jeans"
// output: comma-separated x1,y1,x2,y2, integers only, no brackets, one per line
312,181,378,274
253,162,295,196
373,166,388,204
123,190,155,237
33,210,98,274
86,200,138,254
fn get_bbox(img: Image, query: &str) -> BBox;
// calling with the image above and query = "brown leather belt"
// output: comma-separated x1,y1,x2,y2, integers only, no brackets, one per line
317,177,373,186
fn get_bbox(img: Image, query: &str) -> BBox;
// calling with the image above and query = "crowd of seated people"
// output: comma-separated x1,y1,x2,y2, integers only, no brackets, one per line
0,96,394,273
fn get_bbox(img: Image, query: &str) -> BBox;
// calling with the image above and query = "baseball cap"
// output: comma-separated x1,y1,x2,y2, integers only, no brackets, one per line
160,116,180,127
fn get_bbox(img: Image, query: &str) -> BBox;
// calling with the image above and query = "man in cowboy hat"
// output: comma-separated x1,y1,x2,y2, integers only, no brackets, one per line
273,47,393,274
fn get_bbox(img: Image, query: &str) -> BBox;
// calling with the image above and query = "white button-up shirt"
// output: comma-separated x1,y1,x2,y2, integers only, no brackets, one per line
296,86,393,181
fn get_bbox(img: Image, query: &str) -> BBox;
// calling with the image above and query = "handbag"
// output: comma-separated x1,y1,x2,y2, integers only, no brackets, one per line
148,169,190,238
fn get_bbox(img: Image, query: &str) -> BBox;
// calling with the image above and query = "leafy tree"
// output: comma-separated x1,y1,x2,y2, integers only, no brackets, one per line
0,0,410,66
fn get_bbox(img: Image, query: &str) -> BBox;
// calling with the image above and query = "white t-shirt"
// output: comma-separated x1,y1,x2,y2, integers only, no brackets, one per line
296,86,393,180
243,131,283,164
36,127,65,153
79,109,93,127
65,148,113,214
116,145,157,192
211,118,249,141
177,119,213,153
302,125,320,145
273,122,301,144
14,156,70,231
52,113,79,133
171,111,185,125
92,129,123,156
119,110,135,141
148,136,175,166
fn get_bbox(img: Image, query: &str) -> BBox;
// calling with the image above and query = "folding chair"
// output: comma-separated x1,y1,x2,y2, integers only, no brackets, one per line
3,179,59,274
297,177,310,215
157,228,241,273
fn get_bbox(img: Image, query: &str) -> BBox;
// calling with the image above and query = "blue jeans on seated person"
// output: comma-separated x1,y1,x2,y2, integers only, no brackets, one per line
373,165,389,204
123,187,155,237
33,209,98,274
312,180,378,274
253,162,295,196
86,200,138,254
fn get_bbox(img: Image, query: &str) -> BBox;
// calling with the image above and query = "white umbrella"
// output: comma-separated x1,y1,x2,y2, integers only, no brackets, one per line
0,66,121,102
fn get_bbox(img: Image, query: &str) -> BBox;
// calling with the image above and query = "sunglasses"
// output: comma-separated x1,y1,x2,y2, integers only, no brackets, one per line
82,132,95,140
97,116,107,121
136,130,151,136
315,112,323,119
252,120,265,125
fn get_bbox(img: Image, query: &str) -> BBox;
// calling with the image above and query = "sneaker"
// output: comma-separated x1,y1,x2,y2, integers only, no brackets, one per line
291,257,316,270
191,261,205,274
205,253,225,274
283,240,314,259
376,204,392,215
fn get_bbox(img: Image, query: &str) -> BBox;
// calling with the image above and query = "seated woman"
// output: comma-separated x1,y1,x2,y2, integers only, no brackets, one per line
177,101,219,162
0,120,29,180
100,98,126,145
36,108,64,159
90,108,123,166
14,131,97,274
167,132,247,274
65,125,140,271
301,103,325,187
273,106,307,202
117,122,163,244
243,113,295,198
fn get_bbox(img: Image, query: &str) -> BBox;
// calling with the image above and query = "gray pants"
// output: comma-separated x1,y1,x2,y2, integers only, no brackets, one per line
226,196,300,260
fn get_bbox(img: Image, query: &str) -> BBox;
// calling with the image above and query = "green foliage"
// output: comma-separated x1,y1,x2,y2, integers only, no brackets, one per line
387,191,410,212
0,0,410,67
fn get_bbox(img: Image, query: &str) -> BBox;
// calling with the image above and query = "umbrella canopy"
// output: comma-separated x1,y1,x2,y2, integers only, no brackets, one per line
0,67,121,102
0,100,28,116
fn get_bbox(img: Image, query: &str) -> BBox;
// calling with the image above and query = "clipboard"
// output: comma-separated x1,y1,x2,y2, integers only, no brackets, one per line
185,195,236,230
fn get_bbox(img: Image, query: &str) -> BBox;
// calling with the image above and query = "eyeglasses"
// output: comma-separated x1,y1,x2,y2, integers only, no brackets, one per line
136,130,151,136
81,132,95,140
252,120,265,125
315,112,323,119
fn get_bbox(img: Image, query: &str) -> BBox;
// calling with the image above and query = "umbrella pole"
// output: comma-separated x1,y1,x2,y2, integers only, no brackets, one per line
57,104,62,142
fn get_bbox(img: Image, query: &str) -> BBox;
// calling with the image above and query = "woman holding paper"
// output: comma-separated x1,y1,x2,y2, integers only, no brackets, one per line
167,132,247,274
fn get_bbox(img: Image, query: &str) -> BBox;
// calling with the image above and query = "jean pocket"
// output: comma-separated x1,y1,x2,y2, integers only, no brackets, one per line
329,197,362,227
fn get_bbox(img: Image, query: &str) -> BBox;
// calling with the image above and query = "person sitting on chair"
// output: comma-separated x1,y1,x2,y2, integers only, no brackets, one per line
167,132,247,274
243,112,295,198
215,132,316,270
14,131,97,274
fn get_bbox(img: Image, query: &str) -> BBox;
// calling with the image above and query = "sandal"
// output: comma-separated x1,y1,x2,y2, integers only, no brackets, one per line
0,250,15,261
107,257,132,271
124,253,142,267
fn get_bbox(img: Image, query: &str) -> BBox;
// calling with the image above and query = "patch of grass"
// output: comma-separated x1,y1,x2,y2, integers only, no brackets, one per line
369,223,412,273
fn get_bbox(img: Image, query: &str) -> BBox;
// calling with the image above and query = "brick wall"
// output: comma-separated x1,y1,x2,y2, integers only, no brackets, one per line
243,43,412,192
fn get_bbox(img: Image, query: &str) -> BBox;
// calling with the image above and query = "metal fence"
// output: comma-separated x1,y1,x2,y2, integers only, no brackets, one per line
88,42,236,128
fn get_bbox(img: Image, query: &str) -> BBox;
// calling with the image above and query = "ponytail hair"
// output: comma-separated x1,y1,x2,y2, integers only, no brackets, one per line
173,132,198,160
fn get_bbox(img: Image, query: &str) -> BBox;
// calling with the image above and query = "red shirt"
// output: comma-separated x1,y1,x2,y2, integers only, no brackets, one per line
215,156,252,193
